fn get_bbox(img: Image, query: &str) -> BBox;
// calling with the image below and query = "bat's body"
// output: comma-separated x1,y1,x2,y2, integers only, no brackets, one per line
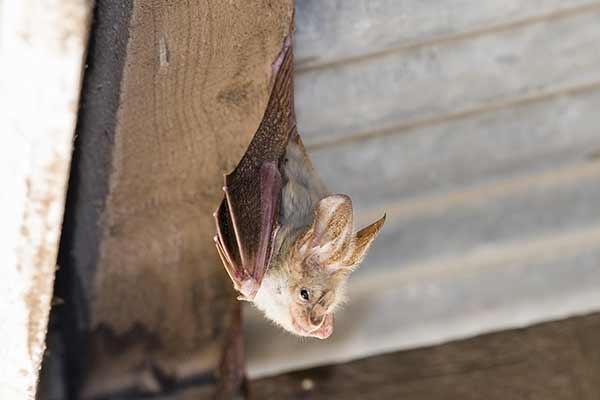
214,32,384,339
252,136,332,337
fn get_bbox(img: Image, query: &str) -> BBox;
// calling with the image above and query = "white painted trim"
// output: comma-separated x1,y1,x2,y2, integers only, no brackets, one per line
0,1,92,398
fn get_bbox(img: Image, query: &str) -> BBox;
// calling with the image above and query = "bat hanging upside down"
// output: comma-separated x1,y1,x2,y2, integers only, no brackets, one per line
213,33,385,339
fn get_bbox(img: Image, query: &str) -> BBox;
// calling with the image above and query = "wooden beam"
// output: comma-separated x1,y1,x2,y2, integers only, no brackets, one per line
0,1,92,399
57,1,293,398
249,313,600,400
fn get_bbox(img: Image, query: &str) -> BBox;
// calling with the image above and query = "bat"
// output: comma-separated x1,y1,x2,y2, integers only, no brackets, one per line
213,31,385,339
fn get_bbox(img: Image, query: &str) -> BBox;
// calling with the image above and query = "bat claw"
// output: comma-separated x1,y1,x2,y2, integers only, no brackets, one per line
236,278,259,302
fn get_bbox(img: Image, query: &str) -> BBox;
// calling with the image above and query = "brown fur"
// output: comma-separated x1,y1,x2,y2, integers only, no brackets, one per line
214,32,385,338
261,149,385,337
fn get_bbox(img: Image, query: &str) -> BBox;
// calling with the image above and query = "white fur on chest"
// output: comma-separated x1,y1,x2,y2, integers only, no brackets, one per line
252,272,295,333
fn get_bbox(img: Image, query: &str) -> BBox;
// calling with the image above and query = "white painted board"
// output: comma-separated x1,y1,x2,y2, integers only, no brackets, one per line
0,1,92,398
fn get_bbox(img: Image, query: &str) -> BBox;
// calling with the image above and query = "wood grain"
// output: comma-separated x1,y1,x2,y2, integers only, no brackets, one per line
57,0,293,398
249,313,600,400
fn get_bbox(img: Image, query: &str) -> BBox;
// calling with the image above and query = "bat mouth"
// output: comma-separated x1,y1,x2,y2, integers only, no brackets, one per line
289,312,309,335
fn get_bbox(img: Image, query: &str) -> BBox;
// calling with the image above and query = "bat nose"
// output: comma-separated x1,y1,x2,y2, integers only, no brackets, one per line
309,313,324,328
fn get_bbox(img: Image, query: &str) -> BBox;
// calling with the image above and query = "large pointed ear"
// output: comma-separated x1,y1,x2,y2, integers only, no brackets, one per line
342,214,386,270
296,194,354,261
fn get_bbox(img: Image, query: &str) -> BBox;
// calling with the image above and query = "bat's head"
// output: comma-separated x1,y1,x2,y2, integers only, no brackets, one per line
256,194,384,339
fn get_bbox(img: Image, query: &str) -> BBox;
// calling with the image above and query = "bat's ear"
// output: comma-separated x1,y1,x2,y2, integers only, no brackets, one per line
297,194,354,263
340,214,386,271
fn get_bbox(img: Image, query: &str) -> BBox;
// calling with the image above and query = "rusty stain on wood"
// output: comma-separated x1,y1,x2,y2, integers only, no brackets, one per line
23,174,55,363
19,153,75,391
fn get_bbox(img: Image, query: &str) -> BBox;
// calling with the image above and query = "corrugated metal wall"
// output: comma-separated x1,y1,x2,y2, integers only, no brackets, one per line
246,0,600,377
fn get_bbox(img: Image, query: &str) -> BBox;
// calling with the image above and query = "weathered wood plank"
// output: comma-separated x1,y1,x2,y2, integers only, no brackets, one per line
249,313,600,400
0,1,92,399
572,316,600,399
295,0,600,69
310,87,600,215
295,9,600,145
56,1,293,398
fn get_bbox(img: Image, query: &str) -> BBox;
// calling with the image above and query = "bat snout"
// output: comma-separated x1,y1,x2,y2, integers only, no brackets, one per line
309,312,325,328
308,314,334,339
290,305,333,339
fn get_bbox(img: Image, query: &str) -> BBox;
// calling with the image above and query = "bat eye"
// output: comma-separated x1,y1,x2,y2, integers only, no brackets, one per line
299,288,310,302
